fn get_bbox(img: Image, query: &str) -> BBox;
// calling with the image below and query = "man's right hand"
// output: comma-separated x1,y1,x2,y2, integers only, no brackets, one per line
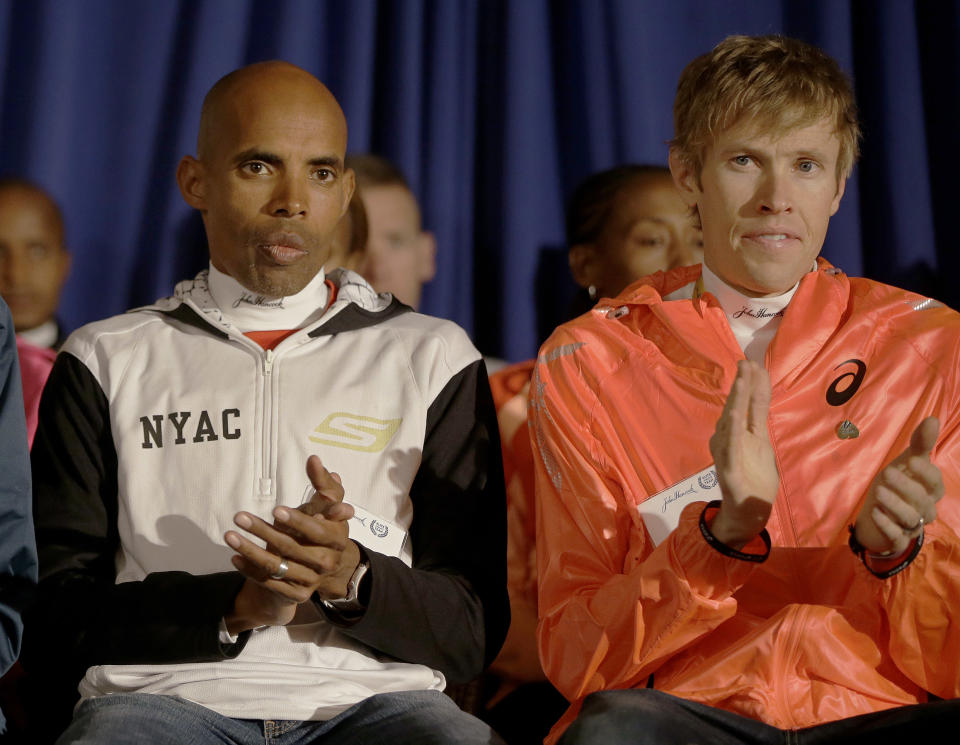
708,360,781,549
223,456,357,634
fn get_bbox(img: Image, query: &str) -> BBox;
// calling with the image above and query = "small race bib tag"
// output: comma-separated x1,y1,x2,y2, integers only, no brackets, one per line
637,464,720,546
347,504,407,558
300,484,408,558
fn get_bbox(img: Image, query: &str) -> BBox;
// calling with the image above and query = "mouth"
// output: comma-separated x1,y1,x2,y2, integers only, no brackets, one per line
741,230,801,250
257,233,308,265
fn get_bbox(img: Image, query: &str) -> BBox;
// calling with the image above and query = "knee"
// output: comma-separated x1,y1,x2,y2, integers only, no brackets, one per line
559,690,679,745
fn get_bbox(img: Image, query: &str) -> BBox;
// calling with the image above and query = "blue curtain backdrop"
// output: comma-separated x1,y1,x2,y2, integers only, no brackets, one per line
0,0,957,362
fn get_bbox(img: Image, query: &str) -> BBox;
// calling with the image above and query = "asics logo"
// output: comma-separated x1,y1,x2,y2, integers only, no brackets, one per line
309,413,401,452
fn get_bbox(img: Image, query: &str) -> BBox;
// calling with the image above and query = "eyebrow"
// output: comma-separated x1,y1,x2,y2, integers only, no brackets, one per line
233,149,283,167
232,149,343,170
719,143,831,161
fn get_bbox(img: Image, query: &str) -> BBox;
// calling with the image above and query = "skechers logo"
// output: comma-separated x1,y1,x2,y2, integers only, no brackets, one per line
140,409,241,448
309,413,401,452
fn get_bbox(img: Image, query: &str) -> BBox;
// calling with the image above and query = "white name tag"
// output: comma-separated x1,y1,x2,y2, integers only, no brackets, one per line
347,504,407,558
637,464,720,546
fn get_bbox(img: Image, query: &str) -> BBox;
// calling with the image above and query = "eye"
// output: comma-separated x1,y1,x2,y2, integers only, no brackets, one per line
635,236,665,248
313,167,335,182
27,242,52,260
240,161,269,176
732,155,752,167
797,160,819,174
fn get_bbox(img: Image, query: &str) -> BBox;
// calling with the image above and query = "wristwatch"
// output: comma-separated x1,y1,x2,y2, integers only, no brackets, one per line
321,558,370,613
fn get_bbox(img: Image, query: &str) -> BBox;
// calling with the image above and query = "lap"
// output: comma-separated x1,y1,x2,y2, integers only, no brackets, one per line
322,689,505,745
56,690,505,745
558,689,780,745
558,689,960,745
800,698,960,744
57,694,261,745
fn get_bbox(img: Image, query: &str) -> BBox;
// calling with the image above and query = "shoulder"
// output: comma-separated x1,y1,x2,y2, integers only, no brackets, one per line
846,274,960,348
379,310,481,375
58,306,178,386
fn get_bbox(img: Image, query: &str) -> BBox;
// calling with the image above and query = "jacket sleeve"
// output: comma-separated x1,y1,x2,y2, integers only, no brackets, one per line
327,359,510,684
875,397,960,698
0,301,37,687
530,337,760,701
25,352,248,685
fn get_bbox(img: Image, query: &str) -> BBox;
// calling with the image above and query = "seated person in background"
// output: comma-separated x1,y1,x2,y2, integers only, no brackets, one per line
0,179,64,446
484,165,702,745
0,179,70,349
346,154,436,310
0,295,38,736
531,35,960,745
28,60,508,745
324,190,369,277
566,164,703,317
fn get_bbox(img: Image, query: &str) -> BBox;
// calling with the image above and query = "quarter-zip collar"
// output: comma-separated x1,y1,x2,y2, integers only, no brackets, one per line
700,261,802,364
206,263,330,332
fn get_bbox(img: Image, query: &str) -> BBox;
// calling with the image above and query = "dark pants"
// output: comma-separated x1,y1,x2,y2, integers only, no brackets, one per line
558,689,960,745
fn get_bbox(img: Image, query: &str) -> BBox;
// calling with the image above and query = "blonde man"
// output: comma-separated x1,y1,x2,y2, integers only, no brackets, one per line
532,35,960,744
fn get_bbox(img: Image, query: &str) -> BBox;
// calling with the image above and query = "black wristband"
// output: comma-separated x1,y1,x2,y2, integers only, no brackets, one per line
699,500,771,563
848,524,924,579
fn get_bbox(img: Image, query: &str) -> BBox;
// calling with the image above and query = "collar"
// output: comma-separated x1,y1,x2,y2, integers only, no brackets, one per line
18,319,59,349
699,261,805,363
206,263,331,333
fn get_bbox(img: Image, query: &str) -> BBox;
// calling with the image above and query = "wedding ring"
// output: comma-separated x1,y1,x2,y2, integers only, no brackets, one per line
906,516,924,533
270,559,289,580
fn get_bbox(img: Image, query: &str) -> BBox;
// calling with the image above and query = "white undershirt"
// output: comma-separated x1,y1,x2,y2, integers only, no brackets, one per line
206,263,330,333
700,262,803,364
18,319,59,348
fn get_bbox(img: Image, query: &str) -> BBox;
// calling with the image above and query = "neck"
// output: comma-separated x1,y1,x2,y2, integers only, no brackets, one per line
207,263,330,333
701,261,805,364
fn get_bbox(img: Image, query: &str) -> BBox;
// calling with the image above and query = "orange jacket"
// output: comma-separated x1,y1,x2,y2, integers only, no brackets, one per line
531,261,960,743
488,359,545,686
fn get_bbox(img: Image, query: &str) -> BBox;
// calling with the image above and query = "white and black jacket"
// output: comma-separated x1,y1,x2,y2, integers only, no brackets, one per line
27,269,508,722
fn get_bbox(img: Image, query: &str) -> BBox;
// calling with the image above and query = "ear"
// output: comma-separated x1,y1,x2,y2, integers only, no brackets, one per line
177,155,207,210
568,243,597,289
418,231,437,282
668,148,701,208
830,175,847,216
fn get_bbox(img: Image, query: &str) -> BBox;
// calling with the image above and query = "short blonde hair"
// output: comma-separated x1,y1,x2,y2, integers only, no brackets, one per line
671,35,860,182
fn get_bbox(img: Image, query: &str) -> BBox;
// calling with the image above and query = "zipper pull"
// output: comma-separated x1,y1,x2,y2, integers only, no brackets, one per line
264,348,274,374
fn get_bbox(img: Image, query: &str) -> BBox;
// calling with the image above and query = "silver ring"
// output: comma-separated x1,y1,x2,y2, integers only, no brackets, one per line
906,516,924,533
270,559,289,580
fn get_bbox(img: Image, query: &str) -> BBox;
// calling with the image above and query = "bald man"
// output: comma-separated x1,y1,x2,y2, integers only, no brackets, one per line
28,62,508,745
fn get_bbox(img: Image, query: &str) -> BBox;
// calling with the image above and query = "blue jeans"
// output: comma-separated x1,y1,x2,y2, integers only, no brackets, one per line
57,690,505,745
558,689,960,745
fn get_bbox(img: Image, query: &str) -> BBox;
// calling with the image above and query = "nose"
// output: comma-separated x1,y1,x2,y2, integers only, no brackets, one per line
755,169,792,214
668,237,696,269
268,176,308,218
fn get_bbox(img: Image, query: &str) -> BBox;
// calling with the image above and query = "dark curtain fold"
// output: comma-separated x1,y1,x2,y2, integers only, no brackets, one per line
0,0,956,361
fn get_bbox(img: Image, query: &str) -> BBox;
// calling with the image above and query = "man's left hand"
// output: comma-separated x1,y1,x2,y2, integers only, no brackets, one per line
225,455,361,608
854,417,944,556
